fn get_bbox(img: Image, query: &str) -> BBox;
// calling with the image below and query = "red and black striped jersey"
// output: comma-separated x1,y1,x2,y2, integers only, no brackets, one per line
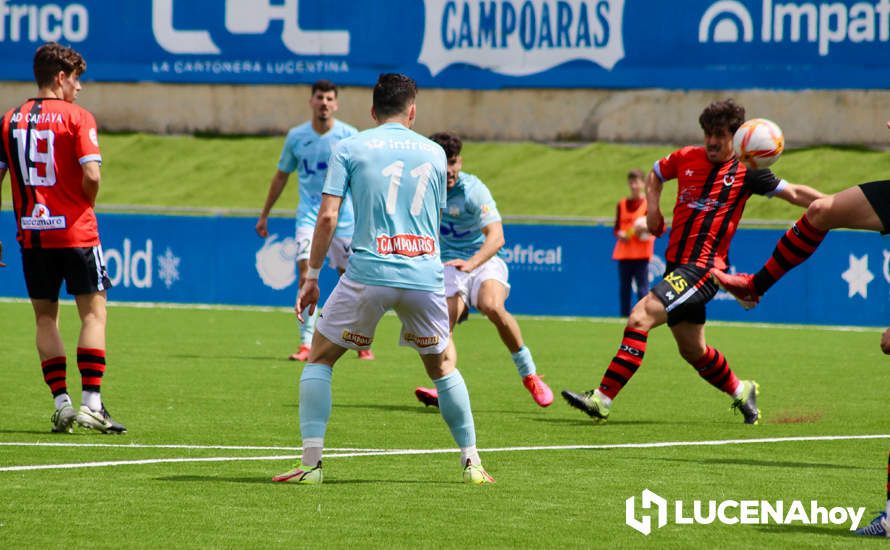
1,98,102,249
654,146,784,270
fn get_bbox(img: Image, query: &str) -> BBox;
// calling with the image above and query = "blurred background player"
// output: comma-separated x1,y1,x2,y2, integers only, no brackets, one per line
255,80,373,361
713,119,890,310
561,99,823,425
0,43,125,434
272,74,493,485
414,132,553,409
612,168,654,316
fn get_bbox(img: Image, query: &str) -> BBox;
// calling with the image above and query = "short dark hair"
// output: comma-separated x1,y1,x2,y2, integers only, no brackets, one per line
311,79,337,96
33,42,86,88
699,99,746,135
429,132,462,159
627,168,645,180
373,73,417,118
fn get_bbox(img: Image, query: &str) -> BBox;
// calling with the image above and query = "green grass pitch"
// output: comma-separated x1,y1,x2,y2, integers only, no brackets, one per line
92,133,890,221
1,301,888,548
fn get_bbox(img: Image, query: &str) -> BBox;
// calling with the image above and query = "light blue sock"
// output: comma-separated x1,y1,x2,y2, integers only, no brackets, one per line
511,345,537,377
299,363,332,453
300,306,319,345
433,369,476,448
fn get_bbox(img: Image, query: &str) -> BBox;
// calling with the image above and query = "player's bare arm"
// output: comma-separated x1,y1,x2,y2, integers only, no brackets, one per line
772,182,825,208
256,170,290,238
645,169,665,236
81,161,101,206
296,192,342,321
445,221,505,273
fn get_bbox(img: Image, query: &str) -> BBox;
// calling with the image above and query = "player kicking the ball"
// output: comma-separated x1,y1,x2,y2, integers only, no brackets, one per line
713,120,890,310
256,80,374,361
561,99,823,425
272,74,493,485
0,43,125,434
414,132,552,408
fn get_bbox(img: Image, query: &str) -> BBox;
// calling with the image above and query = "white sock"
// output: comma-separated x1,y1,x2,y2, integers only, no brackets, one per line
54,393,72,409
460,446,481,467
82,391,101,412
301,438,324,468
732,382,745,399
595,389,613,408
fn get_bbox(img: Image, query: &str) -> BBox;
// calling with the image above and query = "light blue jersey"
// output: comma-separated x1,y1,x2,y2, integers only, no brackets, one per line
322,122,448,291
278,119,358,237
440,172,502,261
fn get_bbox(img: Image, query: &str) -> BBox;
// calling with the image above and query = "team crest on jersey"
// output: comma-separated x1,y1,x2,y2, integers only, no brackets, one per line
20,203,66,231
723,174,735,187
448,206,461,216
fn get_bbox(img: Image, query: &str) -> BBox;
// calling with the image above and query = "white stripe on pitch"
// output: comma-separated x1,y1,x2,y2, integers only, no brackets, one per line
0,442,379,451
2,434,888,473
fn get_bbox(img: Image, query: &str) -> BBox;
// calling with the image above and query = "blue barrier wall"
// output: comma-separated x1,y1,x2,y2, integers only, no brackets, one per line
1,212,888,325
1,1,889,89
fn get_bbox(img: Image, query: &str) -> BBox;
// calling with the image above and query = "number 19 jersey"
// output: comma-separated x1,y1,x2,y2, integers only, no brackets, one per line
322,122,447,292
1,98,102,249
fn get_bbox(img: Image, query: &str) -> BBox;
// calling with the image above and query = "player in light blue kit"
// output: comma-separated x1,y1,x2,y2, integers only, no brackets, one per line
414,132,553,409
256,80,374,361
272,74,493,485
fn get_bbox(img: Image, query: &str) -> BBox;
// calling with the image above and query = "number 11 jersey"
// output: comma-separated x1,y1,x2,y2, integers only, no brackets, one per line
323,122,447,292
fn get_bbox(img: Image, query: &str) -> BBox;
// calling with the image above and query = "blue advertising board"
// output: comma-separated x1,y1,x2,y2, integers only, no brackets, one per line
0,1,889,89
1,211,888,326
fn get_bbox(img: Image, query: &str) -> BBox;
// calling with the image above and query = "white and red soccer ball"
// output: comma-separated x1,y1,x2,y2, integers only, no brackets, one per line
733,118,785,169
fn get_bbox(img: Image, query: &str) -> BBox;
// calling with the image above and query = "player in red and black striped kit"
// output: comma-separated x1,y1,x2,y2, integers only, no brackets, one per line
0,43,125,434
563,100,823,424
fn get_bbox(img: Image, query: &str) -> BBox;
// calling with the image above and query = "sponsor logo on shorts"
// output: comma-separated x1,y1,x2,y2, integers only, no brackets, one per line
342,330,373,347
376,234,436,257
403,332,440,348
664,272,688,294
21,203,66,230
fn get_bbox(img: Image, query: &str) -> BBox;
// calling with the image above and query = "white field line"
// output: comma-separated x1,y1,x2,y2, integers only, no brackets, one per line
0,442,378,452
0,297,881,332
2,434,888,473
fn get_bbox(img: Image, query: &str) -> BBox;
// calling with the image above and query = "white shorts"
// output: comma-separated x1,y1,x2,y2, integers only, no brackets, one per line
295,226,351,272
444,256,510,308
316,276,450,355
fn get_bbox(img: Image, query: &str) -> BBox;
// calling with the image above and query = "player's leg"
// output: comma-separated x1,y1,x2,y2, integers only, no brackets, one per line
23,249,75,432
397,288,492,484
329,236,374,361
671,319,759,424
618,260,633,317
632,259,649,304
274,276,383,484
473,271,553,407
561,290,667,420
714,182,888,305
414,266,468,407
289,227,317,361
66,247,125,433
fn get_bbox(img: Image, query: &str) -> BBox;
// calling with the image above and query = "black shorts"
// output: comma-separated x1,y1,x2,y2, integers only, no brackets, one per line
859,180,890,234
21,246,112,301
651,263,718,327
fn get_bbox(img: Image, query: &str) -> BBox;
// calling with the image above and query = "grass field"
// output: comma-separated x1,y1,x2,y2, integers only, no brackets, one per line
1,301,888,548
91,133,890,220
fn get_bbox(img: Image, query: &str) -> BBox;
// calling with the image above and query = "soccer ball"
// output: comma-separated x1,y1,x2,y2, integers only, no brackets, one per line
631,216,651,240
733,118,785,169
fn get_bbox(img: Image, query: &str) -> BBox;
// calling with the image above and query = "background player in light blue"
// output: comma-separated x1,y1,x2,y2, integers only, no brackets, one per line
272,74,493,485
255,80,374,361
414,132,553,410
